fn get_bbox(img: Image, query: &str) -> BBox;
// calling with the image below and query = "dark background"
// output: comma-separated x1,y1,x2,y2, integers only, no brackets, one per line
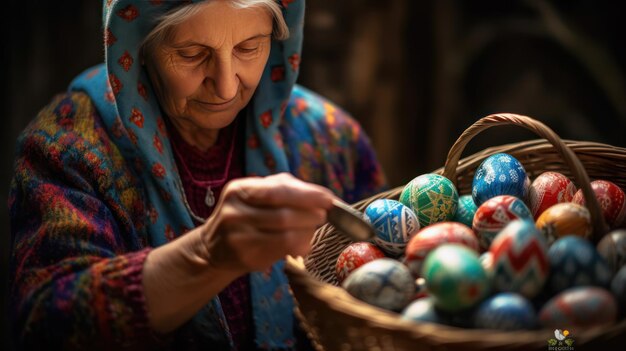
2,0,625,347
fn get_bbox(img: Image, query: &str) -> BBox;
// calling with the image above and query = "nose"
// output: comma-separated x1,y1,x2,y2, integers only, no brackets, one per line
205,55,239,101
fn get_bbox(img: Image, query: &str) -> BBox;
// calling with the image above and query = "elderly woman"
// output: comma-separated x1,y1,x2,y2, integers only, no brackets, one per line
8,0,386,349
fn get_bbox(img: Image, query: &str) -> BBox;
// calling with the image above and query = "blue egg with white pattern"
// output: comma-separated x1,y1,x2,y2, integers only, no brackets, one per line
547,236,612,295
342,258,415,311
474,292,537,330
472,153,530,206
364,199,420,257
454,195,478,228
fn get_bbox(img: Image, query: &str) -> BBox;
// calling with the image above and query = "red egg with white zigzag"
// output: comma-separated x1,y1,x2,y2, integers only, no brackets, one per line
490,219,549,299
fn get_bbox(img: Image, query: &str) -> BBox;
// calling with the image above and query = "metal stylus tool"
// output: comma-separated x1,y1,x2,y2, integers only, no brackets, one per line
327,199,375,241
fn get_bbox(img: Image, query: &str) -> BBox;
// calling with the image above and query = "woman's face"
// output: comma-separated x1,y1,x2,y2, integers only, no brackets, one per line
146,1,273,136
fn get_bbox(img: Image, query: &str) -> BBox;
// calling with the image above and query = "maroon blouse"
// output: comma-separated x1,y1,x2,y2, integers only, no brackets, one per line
169,118,255,350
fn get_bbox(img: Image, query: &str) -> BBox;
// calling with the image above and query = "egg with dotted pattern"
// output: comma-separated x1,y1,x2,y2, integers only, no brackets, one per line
335,242,386,284
472,153,530,207
572,179,626,230
528,171,576,220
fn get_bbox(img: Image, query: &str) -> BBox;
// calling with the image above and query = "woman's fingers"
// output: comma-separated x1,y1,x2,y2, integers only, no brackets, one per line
204,174,338,272
228,173,335,210
210,225,315,271
221,202,327,231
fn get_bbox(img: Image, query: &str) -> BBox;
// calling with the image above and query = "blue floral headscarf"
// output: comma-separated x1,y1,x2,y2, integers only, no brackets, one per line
70,0,305,348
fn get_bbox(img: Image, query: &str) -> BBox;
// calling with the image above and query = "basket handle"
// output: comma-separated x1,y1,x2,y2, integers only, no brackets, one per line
441,113,608,243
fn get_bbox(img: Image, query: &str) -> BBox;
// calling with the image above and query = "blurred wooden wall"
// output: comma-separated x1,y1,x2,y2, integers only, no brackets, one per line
300,0,625,188
2,0,625,348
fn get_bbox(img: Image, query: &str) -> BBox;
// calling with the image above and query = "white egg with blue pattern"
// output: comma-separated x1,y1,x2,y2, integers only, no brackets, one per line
342,258,415,311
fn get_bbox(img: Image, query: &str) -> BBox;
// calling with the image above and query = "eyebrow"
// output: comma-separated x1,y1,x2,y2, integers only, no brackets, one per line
170,33,272,49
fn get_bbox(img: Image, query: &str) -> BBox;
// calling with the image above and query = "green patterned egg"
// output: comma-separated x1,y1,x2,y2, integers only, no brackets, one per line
453,195,478,228
400,174,459,227
422,244,490,312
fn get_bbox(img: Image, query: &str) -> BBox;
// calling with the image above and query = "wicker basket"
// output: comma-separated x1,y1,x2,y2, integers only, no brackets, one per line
285,114,626,351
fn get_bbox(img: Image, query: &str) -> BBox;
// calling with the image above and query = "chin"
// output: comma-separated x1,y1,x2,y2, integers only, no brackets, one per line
189,109,241,130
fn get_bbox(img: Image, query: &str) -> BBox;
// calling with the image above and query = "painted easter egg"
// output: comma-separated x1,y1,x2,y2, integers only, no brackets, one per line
401,297,448,325
473,195,533,250
546,236,612,295
453,195,478,228
528,171,576,220
535,202,592,244
474,292,537,330
421,244,490,312
611,265,626,313
539,286,617,329
364,199,420,257
597,229,626,275
399,174,459,228
342,258,415,311
404,222,479,278
335,242,386,283
479,251,495,284
490,220,549,298
572,180,626,229
472,153,530,206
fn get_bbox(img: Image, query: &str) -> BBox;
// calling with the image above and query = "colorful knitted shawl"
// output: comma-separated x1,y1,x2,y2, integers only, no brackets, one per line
9,0,387,349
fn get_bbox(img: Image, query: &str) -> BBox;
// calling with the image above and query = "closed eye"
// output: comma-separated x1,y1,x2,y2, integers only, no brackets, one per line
177,50,207,61
236,46,259,54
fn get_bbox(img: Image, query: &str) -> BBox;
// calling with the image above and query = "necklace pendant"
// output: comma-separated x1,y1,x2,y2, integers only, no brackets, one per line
205,187,216,207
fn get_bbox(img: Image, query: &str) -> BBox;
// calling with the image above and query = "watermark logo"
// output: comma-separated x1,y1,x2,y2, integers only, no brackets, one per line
548,329,574,350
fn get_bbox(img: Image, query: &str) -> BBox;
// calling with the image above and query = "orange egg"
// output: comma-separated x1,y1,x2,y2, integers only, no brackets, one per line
535,202,592,243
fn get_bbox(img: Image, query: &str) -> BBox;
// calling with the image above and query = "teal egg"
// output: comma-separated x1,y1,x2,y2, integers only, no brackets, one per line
454,195,478,228
400,174,459,228
422,244,490,312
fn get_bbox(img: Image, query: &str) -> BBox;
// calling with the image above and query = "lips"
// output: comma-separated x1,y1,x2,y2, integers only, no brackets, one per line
193,96,236,111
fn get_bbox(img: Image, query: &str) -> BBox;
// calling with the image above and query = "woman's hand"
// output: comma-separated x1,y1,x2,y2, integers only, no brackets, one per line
198,173,335,274
143,173,335,333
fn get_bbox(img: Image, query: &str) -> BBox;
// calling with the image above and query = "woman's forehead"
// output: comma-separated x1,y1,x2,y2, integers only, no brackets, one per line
168,2,273,46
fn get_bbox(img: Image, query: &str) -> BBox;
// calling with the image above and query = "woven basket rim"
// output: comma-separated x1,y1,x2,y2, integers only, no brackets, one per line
286,256,626,348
